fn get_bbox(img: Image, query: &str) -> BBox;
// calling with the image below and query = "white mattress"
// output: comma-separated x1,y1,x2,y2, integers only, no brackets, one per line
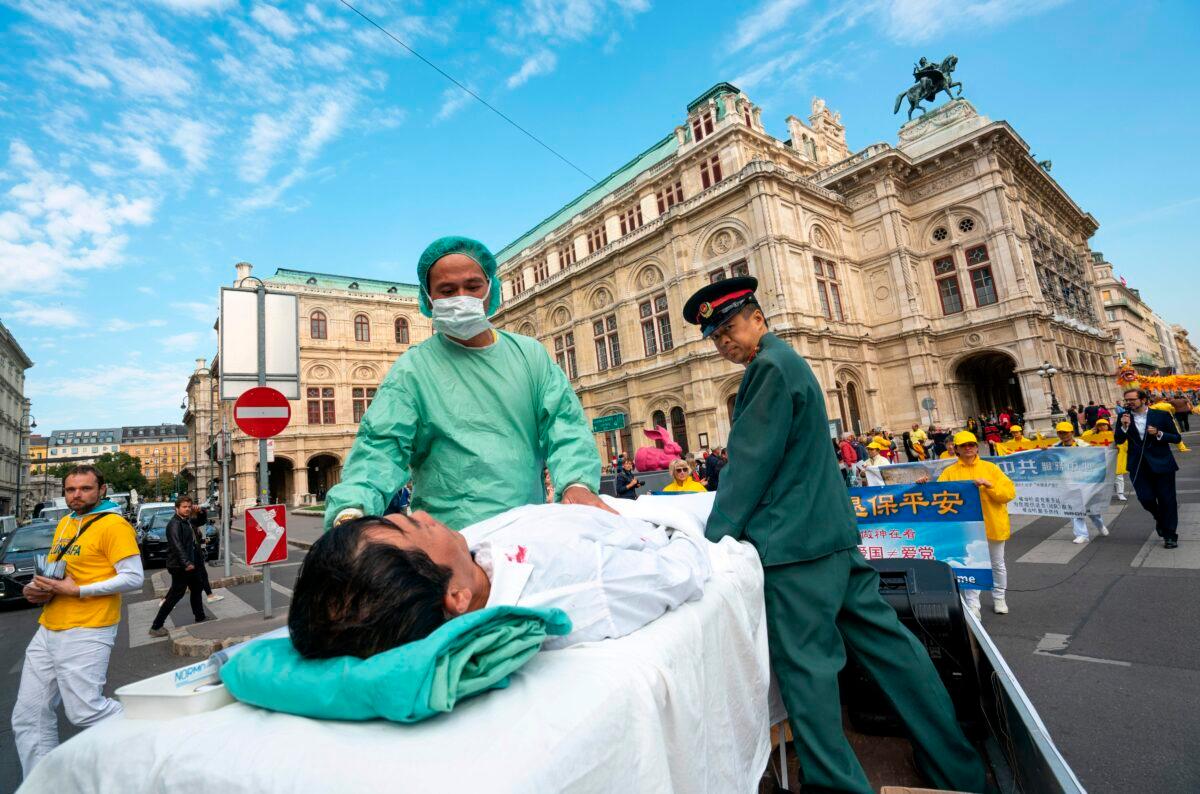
21,510,771,794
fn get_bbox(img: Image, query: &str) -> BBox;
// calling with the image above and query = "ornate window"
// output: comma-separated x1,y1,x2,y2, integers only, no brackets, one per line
394,317,410,344
352,387,377,423
813,257,845,322
307,387,335,425
593,314,621,371
640,292,673,356
709,268,727,283
958,217,976,234
387,286,397,294
557,241,576,270
553,331,577,379
348,282,359,290
730,259,749,277
586,224,608,255
742,102,753,128
966,244,998,307
306,276,317,285
310,311,328,339
699,154,723,189
651,409,666,430
354,314,370,342
690,109,714,142
619,205,643,236
512,271,526,295
670,407,689,456
932,227,948,242
534,258,549,283
933,256,964,314
655,180,684,214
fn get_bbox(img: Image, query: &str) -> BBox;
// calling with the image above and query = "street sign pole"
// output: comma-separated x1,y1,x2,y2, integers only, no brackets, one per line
221,418,231,578
255,282,273,619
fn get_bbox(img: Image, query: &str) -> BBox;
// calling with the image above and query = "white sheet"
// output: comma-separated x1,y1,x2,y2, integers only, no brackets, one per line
20,496,771,794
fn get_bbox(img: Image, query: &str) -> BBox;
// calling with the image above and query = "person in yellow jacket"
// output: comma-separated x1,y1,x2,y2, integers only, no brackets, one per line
939,438,956,459
661,459,707,493
934,431,1016,619
1054,421,1111,544
995,424,1037,455
1081,418,1127,501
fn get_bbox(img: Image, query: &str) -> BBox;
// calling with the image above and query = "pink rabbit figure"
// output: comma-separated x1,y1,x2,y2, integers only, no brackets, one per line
634,425,681,471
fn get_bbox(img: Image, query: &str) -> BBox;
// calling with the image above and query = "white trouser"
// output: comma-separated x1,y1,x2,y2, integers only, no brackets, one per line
1072,514,1107,539
963,540,1007,609
1114,474,1126,498
12,624,122,778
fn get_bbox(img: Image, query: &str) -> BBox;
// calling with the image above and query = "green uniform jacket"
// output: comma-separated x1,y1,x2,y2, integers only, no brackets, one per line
324,330,599,530
707,333,860,566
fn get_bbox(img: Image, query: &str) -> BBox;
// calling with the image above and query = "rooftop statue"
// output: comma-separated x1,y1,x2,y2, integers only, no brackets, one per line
894,54,963,121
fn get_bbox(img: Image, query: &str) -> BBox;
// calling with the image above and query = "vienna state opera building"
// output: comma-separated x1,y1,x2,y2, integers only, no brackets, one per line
491,83,1118,461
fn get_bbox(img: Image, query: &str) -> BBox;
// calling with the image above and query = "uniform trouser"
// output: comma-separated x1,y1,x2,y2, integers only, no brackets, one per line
151,567,205,629
12,624,122,777
764,549,986,794
1115,474,1126,499
961,540,1007,612
1131,468,1178,541
1071,514,1107,540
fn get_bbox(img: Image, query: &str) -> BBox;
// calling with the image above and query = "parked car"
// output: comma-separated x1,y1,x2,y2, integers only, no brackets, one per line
38,507,71,524
135,502,174,528
0,515,17,543
0,520,57,604
138,509,220,567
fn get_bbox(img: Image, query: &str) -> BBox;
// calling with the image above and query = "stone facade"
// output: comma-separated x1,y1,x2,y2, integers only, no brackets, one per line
0,320,32,516
491,86,1121,462
1172,325,1199,373
1091,252,1174,374
120,424,189,481
205,263,431,510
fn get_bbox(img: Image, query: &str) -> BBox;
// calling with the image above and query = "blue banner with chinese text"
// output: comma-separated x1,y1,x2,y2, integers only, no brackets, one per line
849,481,991,590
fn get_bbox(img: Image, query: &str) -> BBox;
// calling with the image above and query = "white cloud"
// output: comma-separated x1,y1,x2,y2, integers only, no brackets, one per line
435,87,473,122
6,299,84,327
26,361,197,430
171,300,217,323
732,0,809,52
304,3,350,31
299,99,350,161
148,0,238,13
104,318,168,332
171,119,217,172
164,331,203,351
303,42,353,70
44,59,112,90
124,139,169,173
251,4,301,40
137,286,156,295
886,0,1067,42
240,113,293,183
506,50,558,88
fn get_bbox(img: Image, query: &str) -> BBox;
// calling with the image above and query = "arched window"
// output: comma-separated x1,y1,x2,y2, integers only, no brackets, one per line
651,409,666,430
395,317,410,344
310,311,327,339
670,407,689,456
727,394,738,426
846,381,862,435
354,314,370,342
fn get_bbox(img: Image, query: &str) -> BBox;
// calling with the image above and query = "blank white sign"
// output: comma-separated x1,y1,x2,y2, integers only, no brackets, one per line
219,287,300,400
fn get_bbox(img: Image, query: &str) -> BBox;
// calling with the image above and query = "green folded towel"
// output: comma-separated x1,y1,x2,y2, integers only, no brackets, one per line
220,606,572,723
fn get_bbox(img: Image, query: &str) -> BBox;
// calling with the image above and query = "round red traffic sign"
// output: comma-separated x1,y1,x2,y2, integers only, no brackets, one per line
234,387,291,438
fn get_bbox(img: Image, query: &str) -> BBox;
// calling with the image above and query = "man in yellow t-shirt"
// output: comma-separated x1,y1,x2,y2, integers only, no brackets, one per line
935,431,1016,619
12,465,143,778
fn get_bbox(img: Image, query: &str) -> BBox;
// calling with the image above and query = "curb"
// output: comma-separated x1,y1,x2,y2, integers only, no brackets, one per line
151,568,263,598
287,538,313,551
170,630,257,658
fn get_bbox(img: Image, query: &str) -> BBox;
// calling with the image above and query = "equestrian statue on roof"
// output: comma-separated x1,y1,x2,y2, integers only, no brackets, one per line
894,54,963,121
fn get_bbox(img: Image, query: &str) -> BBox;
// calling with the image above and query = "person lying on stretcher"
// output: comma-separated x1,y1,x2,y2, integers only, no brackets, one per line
289,502,712,658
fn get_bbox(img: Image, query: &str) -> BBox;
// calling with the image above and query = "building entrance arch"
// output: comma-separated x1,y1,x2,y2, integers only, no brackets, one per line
307,454,342,502
267,456,295,506
953,351,1026,419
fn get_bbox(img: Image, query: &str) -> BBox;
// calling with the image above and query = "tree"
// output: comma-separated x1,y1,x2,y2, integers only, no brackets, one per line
93,452,149,494
47,462,76,481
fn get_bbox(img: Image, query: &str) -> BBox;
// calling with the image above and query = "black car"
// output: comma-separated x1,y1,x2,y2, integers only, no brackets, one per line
0,521,57,604
137,509,220,567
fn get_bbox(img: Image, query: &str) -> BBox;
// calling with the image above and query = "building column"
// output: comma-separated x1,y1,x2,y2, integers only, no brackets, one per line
292,464,310,506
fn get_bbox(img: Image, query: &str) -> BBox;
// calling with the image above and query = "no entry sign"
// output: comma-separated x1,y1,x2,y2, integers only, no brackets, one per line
245,504,288,566
234,386,291,438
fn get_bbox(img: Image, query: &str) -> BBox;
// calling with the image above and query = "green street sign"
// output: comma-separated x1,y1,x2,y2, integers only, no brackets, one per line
592,413,626,433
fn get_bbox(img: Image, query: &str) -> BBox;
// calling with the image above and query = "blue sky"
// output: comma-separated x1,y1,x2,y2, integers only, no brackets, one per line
2,0,1198,432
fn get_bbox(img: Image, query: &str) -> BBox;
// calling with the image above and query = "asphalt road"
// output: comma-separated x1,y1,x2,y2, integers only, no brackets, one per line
2,444,1199,792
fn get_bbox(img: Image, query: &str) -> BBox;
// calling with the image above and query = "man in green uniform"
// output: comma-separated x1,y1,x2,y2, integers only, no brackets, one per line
683,277,984,793
325,236,607,530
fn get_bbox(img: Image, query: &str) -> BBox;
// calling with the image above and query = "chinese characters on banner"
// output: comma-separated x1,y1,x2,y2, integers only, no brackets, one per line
863,448,1114,519
849,481,991,590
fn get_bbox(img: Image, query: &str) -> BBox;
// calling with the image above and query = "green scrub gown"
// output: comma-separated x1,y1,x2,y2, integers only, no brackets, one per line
707,333,985,793
324,330,599,530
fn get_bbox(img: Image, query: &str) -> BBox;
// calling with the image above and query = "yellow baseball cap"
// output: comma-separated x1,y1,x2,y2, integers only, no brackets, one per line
867,441,885,450
1095,417,1111,426
1009,424,1023,433
872,435,891,448
1055,421,1075,433
952,431,977,446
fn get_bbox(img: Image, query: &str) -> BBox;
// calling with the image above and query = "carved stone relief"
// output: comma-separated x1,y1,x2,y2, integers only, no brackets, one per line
638,265,664,289
861,227,883,252
551,306,571,328
812,226,830,250
905,164,976,202
590,287,613,311
707,228,745,258
847,185,878,209
311,365,331,379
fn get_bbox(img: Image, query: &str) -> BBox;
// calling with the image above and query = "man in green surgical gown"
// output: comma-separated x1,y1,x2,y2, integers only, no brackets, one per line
324,236,606,530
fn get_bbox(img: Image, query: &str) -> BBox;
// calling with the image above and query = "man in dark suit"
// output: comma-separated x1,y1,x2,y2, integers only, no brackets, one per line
1115,388,1181,548
682,277,984,794
703,448,724,492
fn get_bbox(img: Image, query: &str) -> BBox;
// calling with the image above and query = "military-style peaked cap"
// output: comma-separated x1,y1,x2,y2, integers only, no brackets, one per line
682,276,760,338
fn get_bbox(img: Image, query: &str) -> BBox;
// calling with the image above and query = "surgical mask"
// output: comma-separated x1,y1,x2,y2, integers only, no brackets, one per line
426,280,493,340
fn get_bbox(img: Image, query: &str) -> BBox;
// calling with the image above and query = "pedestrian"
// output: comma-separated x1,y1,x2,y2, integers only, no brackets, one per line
939,438,956,459
189,501,222,603
1082,418,1126,501
1084,400,1100,430
1067,405,1080,434
1168,393,1192,432
1054,422,1110,544
148,496,207,637
663,459,707,493
1116,388,1181,549
613,457,641,500
683,277,985,794
933,431,1016,618
12,465,143,777
705,447,726,492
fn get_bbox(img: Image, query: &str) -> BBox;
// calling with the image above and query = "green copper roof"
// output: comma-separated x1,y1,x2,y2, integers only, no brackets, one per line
268,268,420,297
686,82,740,112
494,132,679,265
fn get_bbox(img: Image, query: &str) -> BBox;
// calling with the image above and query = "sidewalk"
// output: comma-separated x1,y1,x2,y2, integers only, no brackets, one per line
170,609,289,658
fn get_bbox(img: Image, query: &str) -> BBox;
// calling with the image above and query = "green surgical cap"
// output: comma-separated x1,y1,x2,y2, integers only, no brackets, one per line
417,236,500,318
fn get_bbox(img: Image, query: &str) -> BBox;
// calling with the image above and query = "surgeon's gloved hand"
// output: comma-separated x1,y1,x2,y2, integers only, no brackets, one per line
561,484,618,514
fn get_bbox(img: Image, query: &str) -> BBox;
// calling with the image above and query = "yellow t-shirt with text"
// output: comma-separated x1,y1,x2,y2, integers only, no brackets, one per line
40,511,140,631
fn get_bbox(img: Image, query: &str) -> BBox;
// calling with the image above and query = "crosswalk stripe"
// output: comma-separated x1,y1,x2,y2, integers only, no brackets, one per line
126,599,172,648
1131,505,1200,570
206,588,258,620
1016,503,1126,565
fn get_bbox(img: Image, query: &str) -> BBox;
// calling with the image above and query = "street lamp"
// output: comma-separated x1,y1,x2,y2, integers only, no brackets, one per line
1036,361,1062,416
15,407,35,522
